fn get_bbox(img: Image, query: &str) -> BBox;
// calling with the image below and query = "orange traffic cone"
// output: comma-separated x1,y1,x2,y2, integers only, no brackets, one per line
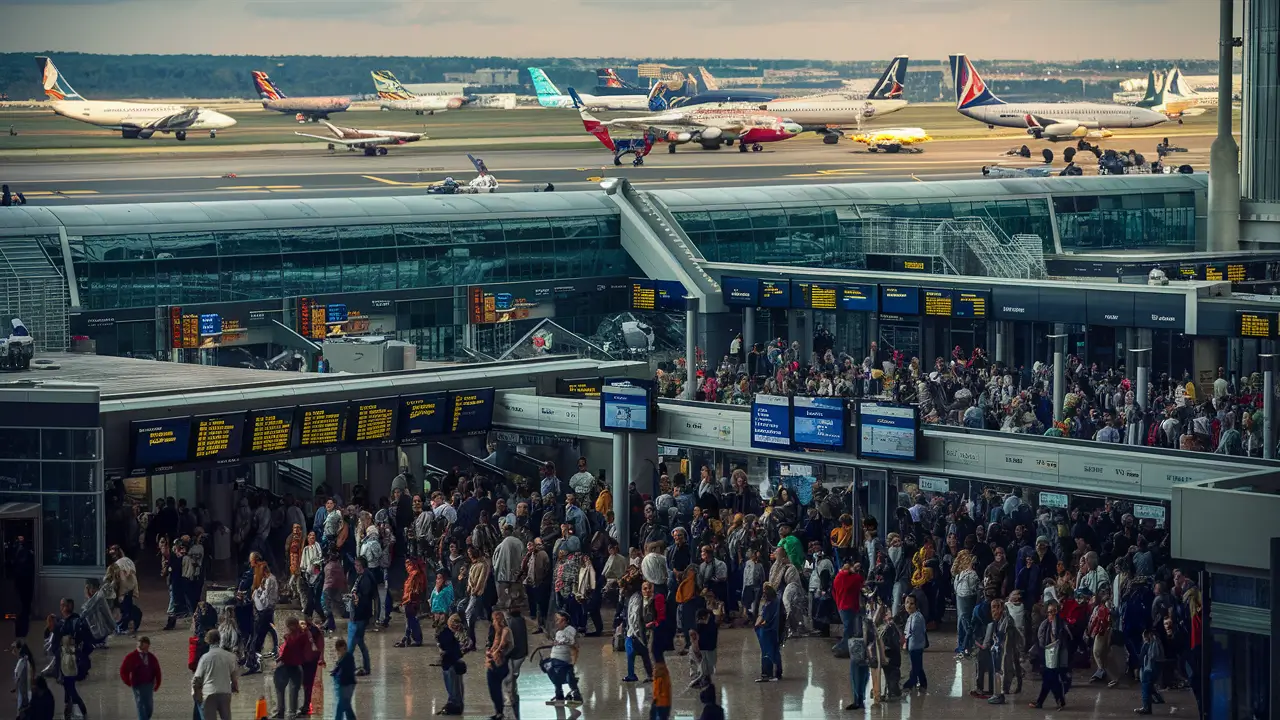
255,695,269,719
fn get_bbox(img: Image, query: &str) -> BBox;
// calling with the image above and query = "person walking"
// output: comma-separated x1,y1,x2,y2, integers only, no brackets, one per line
321,551,347,633
396,558,427,648
436,614,465,716
901,596,928,694
1031,599,1070,710
348,557,376,676
1087,587,1113,684
12,640,33,715
754,584,782,682
330,638,357,720
246,557,280,675
485,610,513,720
298,620,325,717
623,579,657,683
119,637,162,720
58,634,88,720
465,546,492,651
546,611,583,706
504,608,529,717
270,618,306,719
845,611,871,710
871,603,902,702
1133,627,1165,714
952,551,980,658
191,630,239,720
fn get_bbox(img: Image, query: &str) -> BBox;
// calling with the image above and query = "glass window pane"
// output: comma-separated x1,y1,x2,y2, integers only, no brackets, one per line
396,245,453,289
217,229,280,256
43,494,99,566
709,210,751,231
0,461,39,492
279,226,339,254
150,232,217,259
40,429,98,461
83,234,153,262
552,216,598,239
86,261,155,310
0,429,39,460
748,209,787,229
341,248,398,292
395,223,451,246
452,243,508,284
41,461,99,493
155,257,220,305
501,218,552,241
222,254,285,301
282,252,342,296
450,220,504,244
338,224,395,250
673,211,713,233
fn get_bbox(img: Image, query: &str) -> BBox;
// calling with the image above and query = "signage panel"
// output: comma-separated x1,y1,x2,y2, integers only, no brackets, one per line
245,407,295,455
192,413,246,464
923,288,953,317
655,280,687,311
1235,310,1277,338
890,256,934,273
350,397,398,446
198,313,222,336
917,476,949,493
600,384,653,432
750,394,792,449
943,441,986,468
1057,454,1141,485
1038,491,1069,509
1133,294,1184,330
880,286,920,315
556,377,603,398
991,448,1060,475
131,417,192,470
1040,287,1086,325
1086,291,1135,327
399,393,447,442
448,388,496,434
759,279,791,308
954,290,989,318
838,284,877,312
721,277,759,306
629,279,656,311
296,403,349,449
993,286,1039,320
792,396,846,449
855,402,919,461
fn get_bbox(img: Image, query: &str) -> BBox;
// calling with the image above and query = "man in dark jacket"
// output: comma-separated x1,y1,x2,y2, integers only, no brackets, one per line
349,557,377,675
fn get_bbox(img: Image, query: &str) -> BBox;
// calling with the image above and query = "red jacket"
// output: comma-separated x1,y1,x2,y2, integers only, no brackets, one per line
119,650,162,690
832,570,864,612
277,631,309,666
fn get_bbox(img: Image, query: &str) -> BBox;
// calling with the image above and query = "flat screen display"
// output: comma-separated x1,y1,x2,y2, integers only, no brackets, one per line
630,279,656,311
556,377,602,398
326,304,349,324
839,284,877,312
954,290,989,318
792,396,846,449
1236,310,1277,338
600,383,653,432
880,286,920,315
923,288,953,317
350,397,398,446
751,394,792,449
792,281,839,310
856,401,920,462
296,403,349,448
399,393,448,442
448,388,495,434
192,413,246,463
655,280,687,311
131,417,191,470
721,277,759,306
759,279,791,308
245,407,295,455
198,313,222,336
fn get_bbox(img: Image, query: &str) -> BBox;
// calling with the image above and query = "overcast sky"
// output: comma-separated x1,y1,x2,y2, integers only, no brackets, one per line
0,0,1229,60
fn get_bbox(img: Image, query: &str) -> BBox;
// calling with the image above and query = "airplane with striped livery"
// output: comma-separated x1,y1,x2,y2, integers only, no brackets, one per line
371,70,464,114
252,70,351,123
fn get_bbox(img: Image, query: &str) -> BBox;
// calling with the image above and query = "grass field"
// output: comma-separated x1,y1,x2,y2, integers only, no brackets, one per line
0,103,1235,156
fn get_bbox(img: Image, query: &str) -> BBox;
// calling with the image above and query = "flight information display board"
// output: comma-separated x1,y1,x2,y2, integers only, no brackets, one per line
955,290,989,318
839,284,877,312
880,286,920,315
722,277,759,306
326,304,349,324
751,394,792,449
296,403,349,449
556,377,603,398
792,396,846,449
199,313,222,337
793,281,839,310
399,393,448,442
856,402,920,462
1236,310,1278,338
759,279,791,308
923,288,953,317
245,407,296,455
600,382,654,432
350,397,398,446
448,388,495,434
655,280,687,311
131,417,192,471
630,279,657,311
192,413,246,463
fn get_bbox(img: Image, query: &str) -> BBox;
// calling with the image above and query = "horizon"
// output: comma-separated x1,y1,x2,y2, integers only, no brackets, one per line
0,0,1236,61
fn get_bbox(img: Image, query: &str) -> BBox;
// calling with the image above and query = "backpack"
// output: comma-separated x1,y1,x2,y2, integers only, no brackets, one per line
846,615,867,665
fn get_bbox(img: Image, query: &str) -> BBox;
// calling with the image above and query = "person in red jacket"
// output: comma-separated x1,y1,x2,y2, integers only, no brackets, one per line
298,620,326,717
832,561,865,650
119,636,162,720
272,618,308,719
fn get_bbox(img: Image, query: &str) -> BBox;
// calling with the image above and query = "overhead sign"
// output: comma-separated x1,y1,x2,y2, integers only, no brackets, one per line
130,417,192,472
1236,310,1277,338
759,279,790,308
1039,491,1069,509
880,286,920,315
448,387,496,434
350,397,398,446
198,313,222,337
721,277,759,306
192,413,246,464
296,403,349,449
839,284,877,312
750,394,792,449
917,476,949,493
855,401,919,462
245,407,295,455
792,396,846,450
600,382,654,432
556,377,603,398
399,392,448,442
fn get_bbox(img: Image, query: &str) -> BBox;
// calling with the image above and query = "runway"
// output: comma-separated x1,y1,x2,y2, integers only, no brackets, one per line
4,132,1213,205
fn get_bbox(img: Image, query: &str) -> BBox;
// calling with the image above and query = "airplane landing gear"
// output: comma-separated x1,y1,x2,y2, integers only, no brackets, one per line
376,147,388,156
668,144,677,154
364,147,377,156
327,143,337,153
752,143,763,152
632,156,644,166
209,129,218,139
614,156,623,166
176,130,187,141
739,143,749,153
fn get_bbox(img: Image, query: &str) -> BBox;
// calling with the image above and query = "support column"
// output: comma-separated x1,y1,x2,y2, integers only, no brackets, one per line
612,433,630,549
1133,348,1150,446
1263,354,1276,460
995,322,1006,367
742,306,756,360
685,295,699,399
1208,0,1241,252
1050,333,1066,423
401,444,425,494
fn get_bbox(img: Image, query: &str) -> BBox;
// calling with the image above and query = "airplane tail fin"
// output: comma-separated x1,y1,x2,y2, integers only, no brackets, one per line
321,121,343,137
372,70,415,100
948,54,1003,109
648,81,671,111
252,70,286,100
1166,67,1196,98
573,96,616,151
699,67,721,92
34,57,84,101
528,68,561,98
1138,69,1164,106
467,153,491,177
596,68,644,92
868,55,909,100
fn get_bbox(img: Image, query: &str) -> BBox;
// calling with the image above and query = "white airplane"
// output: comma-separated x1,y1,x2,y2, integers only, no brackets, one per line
372,70,464,115
851,127,930,153
528,68,652,111
427,155,501,194
950,54,1167,140
1139,68,1213,123
981,162,1082,178
296,121,425,155
34,56,236,140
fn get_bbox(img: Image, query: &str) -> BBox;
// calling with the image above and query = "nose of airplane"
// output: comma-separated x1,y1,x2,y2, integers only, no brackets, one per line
783,121,803,135
208,110,238,128
881,99,909,114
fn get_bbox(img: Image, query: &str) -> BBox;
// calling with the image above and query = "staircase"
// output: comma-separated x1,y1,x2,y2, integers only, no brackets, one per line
949,217,1047,280
0,237,69,351
611,181,722,305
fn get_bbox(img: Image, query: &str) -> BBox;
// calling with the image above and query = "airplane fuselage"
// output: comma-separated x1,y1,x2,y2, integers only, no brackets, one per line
380,96,462,112
539,92,649,111
961,102,1167,132
263,97,351,118
49,100,236,131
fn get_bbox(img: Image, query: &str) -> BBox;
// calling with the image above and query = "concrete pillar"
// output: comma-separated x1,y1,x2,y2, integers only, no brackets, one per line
401,444,426,495
995,322,1006,367
1208,0,1241,252
612,433,630,548
207,468,234,532
743,306,756,360
1050,333,1067,423
1132,348,1150,446
685,295,699,399
1263,355,1277,460
365,448,397,503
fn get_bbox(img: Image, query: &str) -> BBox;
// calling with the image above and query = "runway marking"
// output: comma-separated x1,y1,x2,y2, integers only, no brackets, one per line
785,169,869,178
214,185,302,191
19,190,100,197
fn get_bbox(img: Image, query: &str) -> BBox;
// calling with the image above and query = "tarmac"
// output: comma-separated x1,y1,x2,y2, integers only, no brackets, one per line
4,131,1214,205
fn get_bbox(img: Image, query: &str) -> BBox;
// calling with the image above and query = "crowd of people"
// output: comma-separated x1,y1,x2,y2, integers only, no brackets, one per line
19,454,1205,720
661,333,1269,456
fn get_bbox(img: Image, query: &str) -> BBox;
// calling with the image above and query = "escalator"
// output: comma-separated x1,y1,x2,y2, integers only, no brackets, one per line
428,442,522,495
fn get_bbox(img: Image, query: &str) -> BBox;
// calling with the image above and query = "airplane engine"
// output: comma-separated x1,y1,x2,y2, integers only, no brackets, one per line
447,98,464,109
699,127,723,141
667,131,692,143
137,128,156,140
1038,122,1080,139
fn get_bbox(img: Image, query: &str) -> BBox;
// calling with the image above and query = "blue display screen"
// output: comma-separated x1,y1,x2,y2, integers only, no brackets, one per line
839,284,877,312
793,396,846,449
326,304,349,324
655,280,687,311
751,394,792,449
131,417,192,471
722,277,759,306
880,286,920,315
856,402,919,461
758,279,791,308
600,383,652,432
198,313,222,336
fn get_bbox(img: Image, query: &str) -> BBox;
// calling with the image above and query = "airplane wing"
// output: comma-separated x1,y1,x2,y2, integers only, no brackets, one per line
294,133,409,147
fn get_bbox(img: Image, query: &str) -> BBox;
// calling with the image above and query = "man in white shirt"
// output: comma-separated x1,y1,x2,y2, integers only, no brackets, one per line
568,457,596,498
192,629,239,720
430,492,457,526
547,611,583,706
540,462,562,499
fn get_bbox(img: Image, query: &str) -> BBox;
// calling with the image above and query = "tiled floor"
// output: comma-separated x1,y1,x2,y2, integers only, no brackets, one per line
13,592,1190,720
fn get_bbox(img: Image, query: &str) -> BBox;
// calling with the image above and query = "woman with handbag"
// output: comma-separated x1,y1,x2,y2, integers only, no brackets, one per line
1031,599,1070,710
436,614,465,716
485,611,513,720
901,596,928,694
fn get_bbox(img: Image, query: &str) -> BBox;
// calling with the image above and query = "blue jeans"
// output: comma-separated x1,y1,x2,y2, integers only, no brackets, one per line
334,683,356,720
956,595,976,652
625,636,653,679
904,648,927,689
133,685,154,720
1139,670,1155,711
347,620,370,672
757,627,781,678
443,665,464,709
547,659,579,698
849,661,870,707
403,603,422,644
839,609,857,644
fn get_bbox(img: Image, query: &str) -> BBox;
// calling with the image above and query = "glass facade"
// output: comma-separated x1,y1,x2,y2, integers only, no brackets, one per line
1054,192,1196,251
0,426,102,567
47,215,627,311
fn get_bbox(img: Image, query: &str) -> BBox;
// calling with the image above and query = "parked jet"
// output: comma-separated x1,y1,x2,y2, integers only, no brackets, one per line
372,70,464,114
852,127,930,153
528,68,651,110
949,54,1166,140
1138,68,1212,123
253,71,351,122
295,121,424,155
981,164,1057,178
34,56,236,140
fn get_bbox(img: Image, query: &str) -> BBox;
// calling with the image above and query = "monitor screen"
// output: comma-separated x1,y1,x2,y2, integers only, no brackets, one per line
655,280,687,311
751,394,792,449
721,277,759,306
448,388,495,434
792,396,846,449
1236,310,1277,338
880,286,920,315
191,413,246,464
600,383,653,432
131,417,192,471
245,407,295,455
856,401,920,461
758,279,791,308
399,392,448,442
629,279,656,311
295,403,349,449
839,284,877,312
198,313,222,336
556,377,603,398
350,397,398,446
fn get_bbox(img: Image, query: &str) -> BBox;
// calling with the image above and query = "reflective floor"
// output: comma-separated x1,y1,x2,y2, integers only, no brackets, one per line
17,593,1190,720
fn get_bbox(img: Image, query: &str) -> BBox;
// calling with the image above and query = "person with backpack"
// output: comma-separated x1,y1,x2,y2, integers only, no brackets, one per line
118,636,161,720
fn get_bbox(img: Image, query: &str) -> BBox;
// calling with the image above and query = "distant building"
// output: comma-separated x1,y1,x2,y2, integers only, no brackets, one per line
444,68,520,86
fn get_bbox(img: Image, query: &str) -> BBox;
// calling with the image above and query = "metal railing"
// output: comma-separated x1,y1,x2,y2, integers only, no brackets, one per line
0,238,68,351
624,185,722,295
